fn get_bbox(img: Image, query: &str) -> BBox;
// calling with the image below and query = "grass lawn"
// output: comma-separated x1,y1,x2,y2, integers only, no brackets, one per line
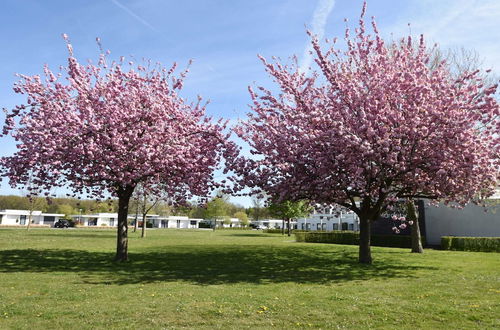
0,229,498,329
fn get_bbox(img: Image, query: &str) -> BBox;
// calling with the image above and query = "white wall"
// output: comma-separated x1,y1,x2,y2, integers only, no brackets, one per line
297,212,359,231
0,210,63,226
424,201,500,245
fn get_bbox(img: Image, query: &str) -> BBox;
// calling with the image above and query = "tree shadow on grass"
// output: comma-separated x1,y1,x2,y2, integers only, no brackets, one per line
29,232,117,238
224,233,271,237
0,246,435,285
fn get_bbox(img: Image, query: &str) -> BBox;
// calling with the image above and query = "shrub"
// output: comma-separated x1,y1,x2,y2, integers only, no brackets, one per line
294,231,421,248
264,229,288,234
218,227,252,230
441,236,500,252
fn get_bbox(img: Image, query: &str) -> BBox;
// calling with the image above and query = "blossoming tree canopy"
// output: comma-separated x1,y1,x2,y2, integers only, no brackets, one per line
230,3,499,263
1,36,229,261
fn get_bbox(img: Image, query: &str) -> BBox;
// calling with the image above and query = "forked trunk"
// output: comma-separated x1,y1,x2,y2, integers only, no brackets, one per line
407,200,424,253
287,218,291,237
115,185,134,262
358,215,372,264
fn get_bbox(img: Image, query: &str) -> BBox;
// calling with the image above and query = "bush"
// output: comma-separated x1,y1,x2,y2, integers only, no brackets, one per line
441,236,500,252
264,229,288,234
295,231,421,248
218,227,253,230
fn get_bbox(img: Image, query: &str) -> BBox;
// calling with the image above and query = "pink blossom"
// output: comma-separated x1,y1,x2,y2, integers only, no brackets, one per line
226,2,499,263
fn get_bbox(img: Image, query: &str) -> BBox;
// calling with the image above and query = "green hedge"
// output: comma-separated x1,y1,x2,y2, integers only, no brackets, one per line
295,231,421,248
441,236,500,252
217,227,252,230
264,229,289,234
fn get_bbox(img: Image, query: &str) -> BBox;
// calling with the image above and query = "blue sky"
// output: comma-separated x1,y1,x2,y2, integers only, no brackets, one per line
0,0,498,206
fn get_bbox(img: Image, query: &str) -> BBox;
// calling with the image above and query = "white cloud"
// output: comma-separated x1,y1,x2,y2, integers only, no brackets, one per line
299,0,336,74
383,0,500,72
110,0,157,32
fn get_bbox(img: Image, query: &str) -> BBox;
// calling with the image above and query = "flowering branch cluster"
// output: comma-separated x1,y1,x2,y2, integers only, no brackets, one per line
1,35,229,203
228,3,499,216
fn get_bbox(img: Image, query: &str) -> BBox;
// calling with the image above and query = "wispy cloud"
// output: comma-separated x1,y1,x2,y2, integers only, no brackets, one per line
110,0,157,32
299,0,336,73
383,0,500,73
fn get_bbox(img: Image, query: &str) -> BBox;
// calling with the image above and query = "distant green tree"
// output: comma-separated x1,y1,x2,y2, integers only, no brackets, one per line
223,216,232,226
268,200,311,236
206,196,229,230
233,211,249,227
56,204,75,219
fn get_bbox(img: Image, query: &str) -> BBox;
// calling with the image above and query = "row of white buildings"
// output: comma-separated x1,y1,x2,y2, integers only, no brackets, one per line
0,210,249,229
67,209,360,231
0,207,358,231
3,200,498,246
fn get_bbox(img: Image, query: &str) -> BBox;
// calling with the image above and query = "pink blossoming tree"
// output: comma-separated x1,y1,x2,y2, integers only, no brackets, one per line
229,4,499,264
1,36,228,261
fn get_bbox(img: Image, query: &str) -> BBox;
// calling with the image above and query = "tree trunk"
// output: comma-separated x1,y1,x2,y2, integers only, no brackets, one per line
133,200,139,233
407,200,424,253
27,211,32,231
287,218,291,237
115,185,134,262
141,213,146,238
358,215,372,264
281,219,285,235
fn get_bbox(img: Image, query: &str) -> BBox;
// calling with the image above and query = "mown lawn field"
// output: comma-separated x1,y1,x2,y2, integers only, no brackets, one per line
0,228,498,329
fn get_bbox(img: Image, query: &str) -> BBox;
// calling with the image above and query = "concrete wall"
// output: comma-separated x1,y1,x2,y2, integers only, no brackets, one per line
424,201,500,245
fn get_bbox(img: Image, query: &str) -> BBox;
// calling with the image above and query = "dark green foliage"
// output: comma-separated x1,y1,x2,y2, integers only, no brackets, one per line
295,231,422,248
0,195,118,214
217,227,253,231
268,200,311,220
441,236,500,252
263,229,287,234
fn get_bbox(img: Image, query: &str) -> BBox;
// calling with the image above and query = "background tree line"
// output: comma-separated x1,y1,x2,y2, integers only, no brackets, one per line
0,194,273,221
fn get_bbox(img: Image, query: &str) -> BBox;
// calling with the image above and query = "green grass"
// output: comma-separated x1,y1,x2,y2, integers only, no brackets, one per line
0,229,498,329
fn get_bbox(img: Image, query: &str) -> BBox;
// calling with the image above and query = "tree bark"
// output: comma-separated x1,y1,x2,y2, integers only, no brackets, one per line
141,213,146,238
27,211,32,231
407,200,424,253
287,218,291,237
133,200,139,233
358,215,372,264
282,219,285,235
115,185,134,262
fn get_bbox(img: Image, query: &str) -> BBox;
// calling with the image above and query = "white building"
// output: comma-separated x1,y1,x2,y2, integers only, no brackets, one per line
250,219,297,230
149,216,202,229
71,213,205,229
0,209,65,227
296,206,360,231
205,217,245,228
71,213,120,227
424,199,500,245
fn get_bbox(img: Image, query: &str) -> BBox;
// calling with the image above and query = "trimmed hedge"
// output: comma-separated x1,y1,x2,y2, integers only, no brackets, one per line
295,231,421,248
441,236,500,252
264,229,289,234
